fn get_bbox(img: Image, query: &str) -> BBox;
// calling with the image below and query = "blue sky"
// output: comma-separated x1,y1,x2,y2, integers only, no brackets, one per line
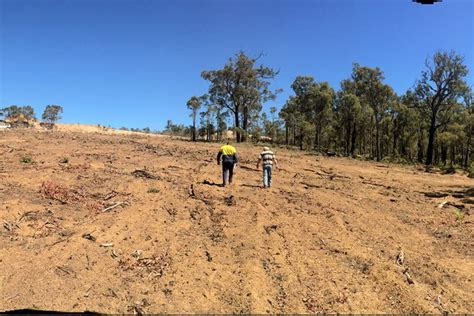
1,0,473,130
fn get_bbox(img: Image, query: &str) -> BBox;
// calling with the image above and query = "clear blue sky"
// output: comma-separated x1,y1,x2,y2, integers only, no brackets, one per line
1,0,473,130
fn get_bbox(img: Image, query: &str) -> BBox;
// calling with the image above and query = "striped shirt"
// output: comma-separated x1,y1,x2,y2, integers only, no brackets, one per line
260,150,276,166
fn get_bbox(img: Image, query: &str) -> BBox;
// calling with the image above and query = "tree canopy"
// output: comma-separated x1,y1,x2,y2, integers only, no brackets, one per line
42,105,63,124
183,50,472,171
201,51,280,142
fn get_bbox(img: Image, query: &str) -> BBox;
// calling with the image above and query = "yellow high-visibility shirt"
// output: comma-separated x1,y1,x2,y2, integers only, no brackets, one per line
219,144,236,156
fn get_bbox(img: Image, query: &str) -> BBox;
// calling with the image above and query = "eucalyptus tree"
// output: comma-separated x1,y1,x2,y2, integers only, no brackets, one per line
351,63,395,161
414,51,470,165
335,91,361,156
201,51,280,142
186,95,205,141
42,105,63,125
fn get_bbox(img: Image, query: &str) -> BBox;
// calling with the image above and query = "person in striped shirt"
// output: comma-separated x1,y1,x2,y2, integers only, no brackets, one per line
256,146,278,188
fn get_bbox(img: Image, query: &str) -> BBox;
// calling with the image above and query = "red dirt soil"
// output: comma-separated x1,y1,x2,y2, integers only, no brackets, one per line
0,129,473,313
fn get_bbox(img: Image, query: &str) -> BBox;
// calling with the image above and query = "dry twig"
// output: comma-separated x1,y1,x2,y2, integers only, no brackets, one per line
102,201,129,212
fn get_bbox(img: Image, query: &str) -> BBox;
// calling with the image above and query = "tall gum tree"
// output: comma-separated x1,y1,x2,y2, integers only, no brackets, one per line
351,64,395,161
201,51,280,142
415,51,469,165
186,95,204,141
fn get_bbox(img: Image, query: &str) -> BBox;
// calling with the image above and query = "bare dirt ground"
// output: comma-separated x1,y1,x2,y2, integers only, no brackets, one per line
1,128,473,314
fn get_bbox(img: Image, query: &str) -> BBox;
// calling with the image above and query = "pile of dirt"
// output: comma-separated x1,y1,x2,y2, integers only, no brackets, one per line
0,129,472,313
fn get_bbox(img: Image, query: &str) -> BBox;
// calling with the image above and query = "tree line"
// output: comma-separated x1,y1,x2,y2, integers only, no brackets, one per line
1,105,63,128
185,51,472,169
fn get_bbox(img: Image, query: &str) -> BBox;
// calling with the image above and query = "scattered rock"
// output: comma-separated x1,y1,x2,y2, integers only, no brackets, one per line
396,249,404,266
224,195,236,206
82,233,96,242
264,224,278,234
205,250,213,262
131,250,143,259
403,268,414,284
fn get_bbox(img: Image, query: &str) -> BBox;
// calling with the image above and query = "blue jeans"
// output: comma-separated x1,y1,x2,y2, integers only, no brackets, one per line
263,164,272,187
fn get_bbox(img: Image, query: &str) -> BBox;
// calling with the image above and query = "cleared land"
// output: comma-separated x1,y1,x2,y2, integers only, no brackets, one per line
0,128,473,313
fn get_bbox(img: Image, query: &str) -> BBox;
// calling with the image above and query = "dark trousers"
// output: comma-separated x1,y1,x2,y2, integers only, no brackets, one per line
222,161,234,185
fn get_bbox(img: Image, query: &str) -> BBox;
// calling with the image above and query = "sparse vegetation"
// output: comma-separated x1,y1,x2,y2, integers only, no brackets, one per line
20,155,33,164
1,105,36,127
147,187,160,193
40,180,77,204
163,120,190,137
454,209,465,222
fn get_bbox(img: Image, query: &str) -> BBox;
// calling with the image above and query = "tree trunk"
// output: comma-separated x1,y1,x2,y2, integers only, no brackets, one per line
425,118,436,165
234,110,241,142
451,144,455,167
392,119,398,157
293,123,296,146
375,120,381,161
441,146,447,166
345,124,350,156
299,126,303,150
192,113,196,142
417,127,424,163
242,106,248,142
350,121,357,157
464,128,472,168
285,123,289,145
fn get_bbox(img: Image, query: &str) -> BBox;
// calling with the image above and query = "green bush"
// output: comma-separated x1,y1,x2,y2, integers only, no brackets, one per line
147,187,160,193
454,209,464,222
20,155,33,164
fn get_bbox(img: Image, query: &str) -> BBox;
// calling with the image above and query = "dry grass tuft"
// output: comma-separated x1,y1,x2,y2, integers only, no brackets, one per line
40,181,82,204
39,180,103,211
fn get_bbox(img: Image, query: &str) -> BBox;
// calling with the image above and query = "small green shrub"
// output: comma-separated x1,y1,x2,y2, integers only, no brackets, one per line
468,163,474,178
382,156,409,164
147,187,160,193
454,209,464,222
20,155,33,164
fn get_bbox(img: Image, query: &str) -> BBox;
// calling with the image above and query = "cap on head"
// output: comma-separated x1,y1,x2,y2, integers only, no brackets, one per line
263,146,270,151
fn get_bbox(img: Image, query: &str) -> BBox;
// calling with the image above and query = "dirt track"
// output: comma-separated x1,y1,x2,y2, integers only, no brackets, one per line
0,129,473,313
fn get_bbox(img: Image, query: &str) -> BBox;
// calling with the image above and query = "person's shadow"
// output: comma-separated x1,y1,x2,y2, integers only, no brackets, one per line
240,184,261,188
202,179,222,186
239,165,258,172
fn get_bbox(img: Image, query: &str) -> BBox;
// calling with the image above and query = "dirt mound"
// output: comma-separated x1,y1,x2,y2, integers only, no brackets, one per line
0,129,472,313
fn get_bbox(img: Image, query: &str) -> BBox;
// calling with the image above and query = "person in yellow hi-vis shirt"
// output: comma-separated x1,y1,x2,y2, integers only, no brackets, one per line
217,141,238,187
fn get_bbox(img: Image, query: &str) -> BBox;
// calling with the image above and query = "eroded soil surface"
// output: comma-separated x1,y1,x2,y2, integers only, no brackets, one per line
1,129,473,313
